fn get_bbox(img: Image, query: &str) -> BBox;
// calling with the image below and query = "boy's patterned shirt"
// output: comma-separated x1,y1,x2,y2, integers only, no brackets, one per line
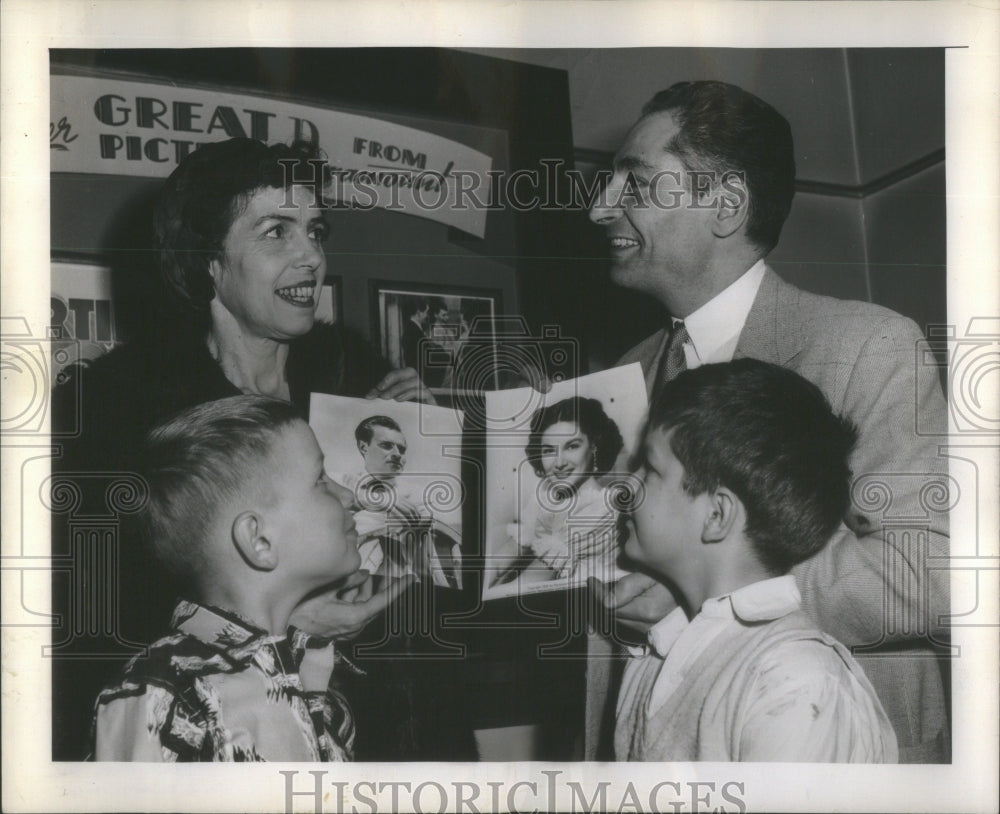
91,600,358,762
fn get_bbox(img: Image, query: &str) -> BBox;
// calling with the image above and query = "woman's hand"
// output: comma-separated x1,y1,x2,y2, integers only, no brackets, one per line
289,570,416,640
587,572,678,635
530,535,571,577
366,368,436,404
568,517,619,561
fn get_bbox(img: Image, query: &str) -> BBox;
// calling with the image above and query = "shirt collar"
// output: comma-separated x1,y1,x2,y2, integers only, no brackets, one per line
171,600,273,666
679,259,766,365
700,574,802,622
645,605,690,658
644,574,801,657
170,600,362,675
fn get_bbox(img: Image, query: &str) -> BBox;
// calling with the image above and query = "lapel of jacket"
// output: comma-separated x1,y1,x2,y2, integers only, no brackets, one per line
733,265,805,366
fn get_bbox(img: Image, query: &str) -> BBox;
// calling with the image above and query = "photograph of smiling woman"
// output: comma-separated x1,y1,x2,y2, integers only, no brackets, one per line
482,364,648,600
491,396,625,587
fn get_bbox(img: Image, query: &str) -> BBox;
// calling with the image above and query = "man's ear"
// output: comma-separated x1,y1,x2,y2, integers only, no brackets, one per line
701,487,740,543
232,511,278,571
357,440,369,457
710,174,750,239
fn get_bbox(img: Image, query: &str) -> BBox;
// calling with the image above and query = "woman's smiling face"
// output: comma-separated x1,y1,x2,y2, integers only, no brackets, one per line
538,421,595,488
209,184,330,341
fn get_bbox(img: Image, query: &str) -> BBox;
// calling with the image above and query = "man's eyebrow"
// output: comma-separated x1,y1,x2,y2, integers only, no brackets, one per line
614,155,656,174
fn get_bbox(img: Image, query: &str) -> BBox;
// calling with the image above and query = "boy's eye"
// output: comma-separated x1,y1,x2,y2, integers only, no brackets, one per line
309,224,330,242
264,223,285,239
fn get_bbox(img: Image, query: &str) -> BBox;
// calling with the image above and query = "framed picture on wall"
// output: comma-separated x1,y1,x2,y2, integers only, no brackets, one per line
317,274,341,325
373,282,502,393
49,258,118,387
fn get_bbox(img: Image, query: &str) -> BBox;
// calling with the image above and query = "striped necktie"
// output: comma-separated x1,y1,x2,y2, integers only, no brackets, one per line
652,320,689,404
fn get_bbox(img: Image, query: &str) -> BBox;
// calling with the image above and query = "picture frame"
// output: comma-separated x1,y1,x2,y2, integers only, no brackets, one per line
317,273,341,325
372,281,503,394
49,257,118,387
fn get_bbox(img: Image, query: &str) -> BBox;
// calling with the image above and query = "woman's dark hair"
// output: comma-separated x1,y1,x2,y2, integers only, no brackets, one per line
153,138,328,321
524,396,624,479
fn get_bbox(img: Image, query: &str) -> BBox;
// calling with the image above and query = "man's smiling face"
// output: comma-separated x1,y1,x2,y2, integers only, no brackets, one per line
589,112,718,305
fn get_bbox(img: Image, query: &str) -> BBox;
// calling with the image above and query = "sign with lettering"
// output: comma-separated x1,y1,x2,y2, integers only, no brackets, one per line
50,75,492,237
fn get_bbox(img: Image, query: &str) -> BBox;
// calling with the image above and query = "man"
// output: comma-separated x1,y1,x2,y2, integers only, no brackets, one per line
587,81,950,763
401,297,450,388
401,298,431,371
335,416,461,588
357,415,410,484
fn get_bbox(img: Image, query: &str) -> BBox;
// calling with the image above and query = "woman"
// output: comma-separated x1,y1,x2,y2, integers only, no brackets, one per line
499,396,625,584
50,138,455,759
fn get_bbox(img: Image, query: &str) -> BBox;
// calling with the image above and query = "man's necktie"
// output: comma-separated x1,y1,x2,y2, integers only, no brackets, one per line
652,320,689,404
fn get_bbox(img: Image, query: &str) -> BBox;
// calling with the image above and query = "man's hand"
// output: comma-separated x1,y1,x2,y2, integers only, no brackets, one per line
290,571,416,640
587,572,678,635
366,368,436,404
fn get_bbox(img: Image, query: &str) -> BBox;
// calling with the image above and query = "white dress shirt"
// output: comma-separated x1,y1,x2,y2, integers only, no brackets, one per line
678,258,766,368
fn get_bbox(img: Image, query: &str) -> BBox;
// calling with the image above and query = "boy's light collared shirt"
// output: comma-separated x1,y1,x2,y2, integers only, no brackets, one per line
677,258,767,368
623,574,802,717
618,575,898,762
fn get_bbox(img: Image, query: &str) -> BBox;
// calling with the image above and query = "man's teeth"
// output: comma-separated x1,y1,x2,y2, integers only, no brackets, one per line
276,285,315,303
610,237,640,249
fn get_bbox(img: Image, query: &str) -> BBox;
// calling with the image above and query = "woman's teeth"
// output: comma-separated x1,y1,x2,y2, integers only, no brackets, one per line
276,285,314,305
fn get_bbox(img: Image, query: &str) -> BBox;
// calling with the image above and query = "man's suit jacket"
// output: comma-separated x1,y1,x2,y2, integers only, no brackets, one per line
598,267,950,763
401,318,426,370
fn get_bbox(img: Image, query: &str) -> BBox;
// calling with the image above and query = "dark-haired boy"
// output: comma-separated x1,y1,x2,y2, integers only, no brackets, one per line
616,359,898,762
92,395,362,762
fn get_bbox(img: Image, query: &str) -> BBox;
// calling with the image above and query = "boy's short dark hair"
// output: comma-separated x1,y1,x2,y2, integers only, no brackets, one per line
648,359,858,573
138,395,304,585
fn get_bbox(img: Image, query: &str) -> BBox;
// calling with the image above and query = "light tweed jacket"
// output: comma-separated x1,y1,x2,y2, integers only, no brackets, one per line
589,267,951,763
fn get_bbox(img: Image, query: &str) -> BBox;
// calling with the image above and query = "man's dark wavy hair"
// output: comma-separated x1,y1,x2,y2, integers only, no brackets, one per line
642,80,796,255
153,138,328,322
648,359,858,574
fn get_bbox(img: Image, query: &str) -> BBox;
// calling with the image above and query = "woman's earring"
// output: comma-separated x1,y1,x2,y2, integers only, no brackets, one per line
591,447,598,471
